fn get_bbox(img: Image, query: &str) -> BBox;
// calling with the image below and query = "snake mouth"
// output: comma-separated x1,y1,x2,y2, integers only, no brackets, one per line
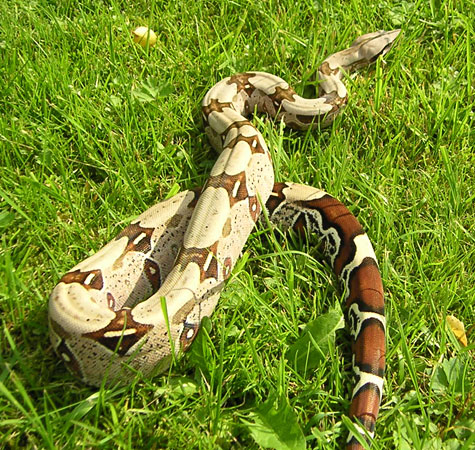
381,29,402,55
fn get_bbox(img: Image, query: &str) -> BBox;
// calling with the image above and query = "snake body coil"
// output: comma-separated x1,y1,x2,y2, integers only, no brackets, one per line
49,30,400,449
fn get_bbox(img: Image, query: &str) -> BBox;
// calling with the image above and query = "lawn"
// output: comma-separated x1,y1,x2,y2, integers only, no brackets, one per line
0,0,473,449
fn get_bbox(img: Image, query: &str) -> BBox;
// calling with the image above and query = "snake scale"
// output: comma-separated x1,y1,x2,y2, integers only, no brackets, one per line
49,30,400,448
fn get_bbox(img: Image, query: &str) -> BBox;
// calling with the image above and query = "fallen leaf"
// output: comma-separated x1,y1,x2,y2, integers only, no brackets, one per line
446,315,467,347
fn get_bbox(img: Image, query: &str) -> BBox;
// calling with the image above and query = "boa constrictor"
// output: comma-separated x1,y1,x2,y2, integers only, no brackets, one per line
49,30,399,449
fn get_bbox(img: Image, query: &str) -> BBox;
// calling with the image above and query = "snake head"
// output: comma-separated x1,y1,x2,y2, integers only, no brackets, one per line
320,29,401,79
351,29,401,63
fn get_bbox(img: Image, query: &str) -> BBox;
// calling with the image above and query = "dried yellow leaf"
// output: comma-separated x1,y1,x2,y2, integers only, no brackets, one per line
446,315,468,347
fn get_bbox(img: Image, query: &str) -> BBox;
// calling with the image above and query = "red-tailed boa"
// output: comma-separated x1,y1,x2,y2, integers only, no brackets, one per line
49,30,400,449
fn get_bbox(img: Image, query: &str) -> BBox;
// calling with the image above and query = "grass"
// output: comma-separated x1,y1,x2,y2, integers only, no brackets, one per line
0,0,474,448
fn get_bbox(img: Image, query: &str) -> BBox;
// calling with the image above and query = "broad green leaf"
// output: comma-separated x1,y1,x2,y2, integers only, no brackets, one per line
243,395,305,450
442,439,462,450
169,377,199,397
0,210,15,228
431,357,468,394
453,418,475,441
131,79,174,103
286,309,344,375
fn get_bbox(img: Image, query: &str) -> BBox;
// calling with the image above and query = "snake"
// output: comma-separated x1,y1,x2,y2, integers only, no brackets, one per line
49,30,400,449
